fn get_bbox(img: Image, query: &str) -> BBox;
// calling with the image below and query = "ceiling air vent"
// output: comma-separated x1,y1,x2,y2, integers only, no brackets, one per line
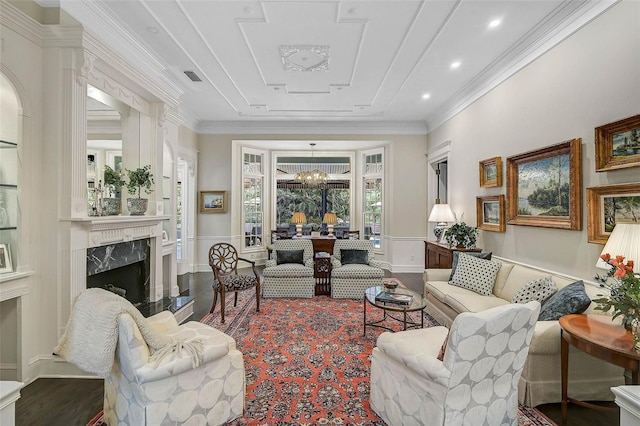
183,70,202,82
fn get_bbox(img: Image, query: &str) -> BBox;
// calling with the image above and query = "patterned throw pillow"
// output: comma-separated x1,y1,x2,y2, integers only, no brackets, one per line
538,280,591,321
276,249,304,265
449,252,501,296
512,276,557,304
341,249,369,265
448,251,493,281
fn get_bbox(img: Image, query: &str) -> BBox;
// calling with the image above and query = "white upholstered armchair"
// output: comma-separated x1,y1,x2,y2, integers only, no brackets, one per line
331,239,384,298
262,239,315,298
370,301,541,426
105,311,245,426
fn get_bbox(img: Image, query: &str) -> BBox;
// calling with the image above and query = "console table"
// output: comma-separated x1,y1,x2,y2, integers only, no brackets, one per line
424,241,481,269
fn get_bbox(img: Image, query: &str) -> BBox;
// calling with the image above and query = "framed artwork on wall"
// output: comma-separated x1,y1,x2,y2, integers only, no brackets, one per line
200,190,228,213
595,115,640,172
479,157,502,187
476,195,506,232
0,243,12,273
586,182,640,244
506,138,582,230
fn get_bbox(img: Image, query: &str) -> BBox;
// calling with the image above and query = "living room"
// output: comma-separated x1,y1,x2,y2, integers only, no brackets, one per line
1,0,639,425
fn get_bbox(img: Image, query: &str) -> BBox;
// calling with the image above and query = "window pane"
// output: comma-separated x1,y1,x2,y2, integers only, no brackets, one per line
243,174,263,248
275,187,350,236
364,177,382,248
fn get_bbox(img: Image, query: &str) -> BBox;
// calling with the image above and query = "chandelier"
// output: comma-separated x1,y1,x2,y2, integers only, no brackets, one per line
294,143,328,187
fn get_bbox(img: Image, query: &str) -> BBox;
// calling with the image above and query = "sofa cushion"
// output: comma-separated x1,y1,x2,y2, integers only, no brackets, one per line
512,276,557,304
449,253,502,296
449,251,493,280
425,281,476,304
444,292,510,313
331,263,384,278
497,265,554,302
262,263,314,278
538,280,591,321
276,249,304,265
341,249,369,265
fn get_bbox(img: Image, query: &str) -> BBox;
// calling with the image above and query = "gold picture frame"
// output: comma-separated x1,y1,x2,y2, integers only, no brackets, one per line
506,139,582,230
479,156,502,187
587,182,640,244
595,115,640,172
476,195,506,232
200,190,228,213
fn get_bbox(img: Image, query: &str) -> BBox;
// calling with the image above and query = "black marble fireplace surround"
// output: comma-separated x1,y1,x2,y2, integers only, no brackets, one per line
86,239,151,306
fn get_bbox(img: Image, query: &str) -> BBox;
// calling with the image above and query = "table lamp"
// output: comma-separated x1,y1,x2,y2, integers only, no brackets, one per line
428,203,455,241
596,223,640,269
323,212,338,237
291,212,307,237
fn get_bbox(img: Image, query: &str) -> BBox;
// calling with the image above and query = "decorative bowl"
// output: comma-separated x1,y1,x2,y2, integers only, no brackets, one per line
383,280,399,291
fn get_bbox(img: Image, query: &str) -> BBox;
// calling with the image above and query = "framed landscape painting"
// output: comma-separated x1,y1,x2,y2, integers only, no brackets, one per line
595,115,640,172
506,139,582,230
476,195,505,232
587,182,640,243
200,190,228,213
479,157,502,187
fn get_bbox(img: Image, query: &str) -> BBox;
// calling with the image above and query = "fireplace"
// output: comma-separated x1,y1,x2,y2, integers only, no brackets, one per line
86,239,151,306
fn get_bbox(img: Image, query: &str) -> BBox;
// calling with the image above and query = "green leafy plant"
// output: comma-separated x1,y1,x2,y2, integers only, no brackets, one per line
444,221,478,249
102,165,125,197
126,165,154,198
594,254,640,329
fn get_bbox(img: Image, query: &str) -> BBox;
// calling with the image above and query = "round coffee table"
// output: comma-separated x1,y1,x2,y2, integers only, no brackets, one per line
363,285,427,335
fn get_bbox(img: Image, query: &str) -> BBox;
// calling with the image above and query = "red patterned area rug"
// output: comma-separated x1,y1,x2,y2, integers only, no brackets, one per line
87,279,556,426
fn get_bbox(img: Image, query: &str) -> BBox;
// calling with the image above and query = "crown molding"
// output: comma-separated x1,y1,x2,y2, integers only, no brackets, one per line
1,0,44,46
425,0,619,131
196,120,428,135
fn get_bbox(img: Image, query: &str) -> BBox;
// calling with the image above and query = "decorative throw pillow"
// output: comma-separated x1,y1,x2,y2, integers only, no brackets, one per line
538,280,591,321
449,251,493,280
276,249,304,265
341,249,369,265
512,276,557,304
449,253,501,296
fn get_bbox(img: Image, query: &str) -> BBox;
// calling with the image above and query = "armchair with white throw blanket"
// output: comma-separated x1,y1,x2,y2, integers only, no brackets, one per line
55,288,245,426
370,301,540,426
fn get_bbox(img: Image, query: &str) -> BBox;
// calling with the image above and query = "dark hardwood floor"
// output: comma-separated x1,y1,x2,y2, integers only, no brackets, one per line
15,270,619,426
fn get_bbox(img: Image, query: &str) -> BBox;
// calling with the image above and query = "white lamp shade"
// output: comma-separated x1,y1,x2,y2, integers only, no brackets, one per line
429,204,456,223
596,223,640,269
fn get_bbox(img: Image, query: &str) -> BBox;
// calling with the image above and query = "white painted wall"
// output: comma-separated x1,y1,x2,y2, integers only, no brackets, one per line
427,0,640,281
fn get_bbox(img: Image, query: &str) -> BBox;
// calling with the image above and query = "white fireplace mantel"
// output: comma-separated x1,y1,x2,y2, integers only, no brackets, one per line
63,215,170,248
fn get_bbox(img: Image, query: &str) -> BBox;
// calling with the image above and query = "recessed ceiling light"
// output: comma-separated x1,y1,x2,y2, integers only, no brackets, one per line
450,61,461,69
422,93,431,100
489,19,501,28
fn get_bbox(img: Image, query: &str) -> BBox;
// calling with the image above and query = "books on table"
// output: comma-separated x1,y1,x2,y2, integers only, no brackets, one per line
375,291,413,305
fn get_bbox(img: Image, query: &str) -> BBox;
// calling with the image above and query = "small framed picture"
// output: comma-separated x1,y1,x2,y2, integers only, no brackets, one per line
0,244,13,273
200,190,228,213
595,115,640,172
479,157,502,187
586,182,640,243
476,195,506,232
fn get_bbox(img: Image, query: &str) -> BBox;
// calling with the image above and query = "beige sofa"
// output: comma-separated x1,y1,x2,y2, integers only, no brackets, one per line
423,257,625,407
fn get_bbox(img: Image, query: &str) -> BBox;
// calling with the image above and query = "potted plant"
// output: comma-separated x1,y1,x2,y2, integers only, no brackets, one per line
444,221,478,249
125,165,154,215
101,165,125,215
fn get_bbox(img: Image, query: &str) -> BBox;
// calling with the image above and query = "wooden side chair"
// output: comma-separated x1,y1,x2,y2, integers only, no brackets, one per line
209,243,260,323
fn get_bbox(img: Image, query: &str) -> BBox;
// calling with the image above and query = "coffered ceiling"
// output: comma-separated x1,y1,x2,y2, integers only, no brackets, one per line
50,0,617,133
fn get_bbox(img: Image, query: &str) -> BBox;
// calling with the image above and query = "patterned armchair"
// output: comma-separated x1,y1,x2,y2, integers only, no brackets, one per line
330,240,384,298
370,301,541,426
104,311,245,426
262,239,315,298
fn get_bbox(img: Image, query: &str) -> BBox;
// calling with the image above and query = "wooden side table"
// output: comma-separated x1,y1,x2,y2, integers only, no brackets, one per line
560,314,639,423
314,253,331,296
424,241,481,269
